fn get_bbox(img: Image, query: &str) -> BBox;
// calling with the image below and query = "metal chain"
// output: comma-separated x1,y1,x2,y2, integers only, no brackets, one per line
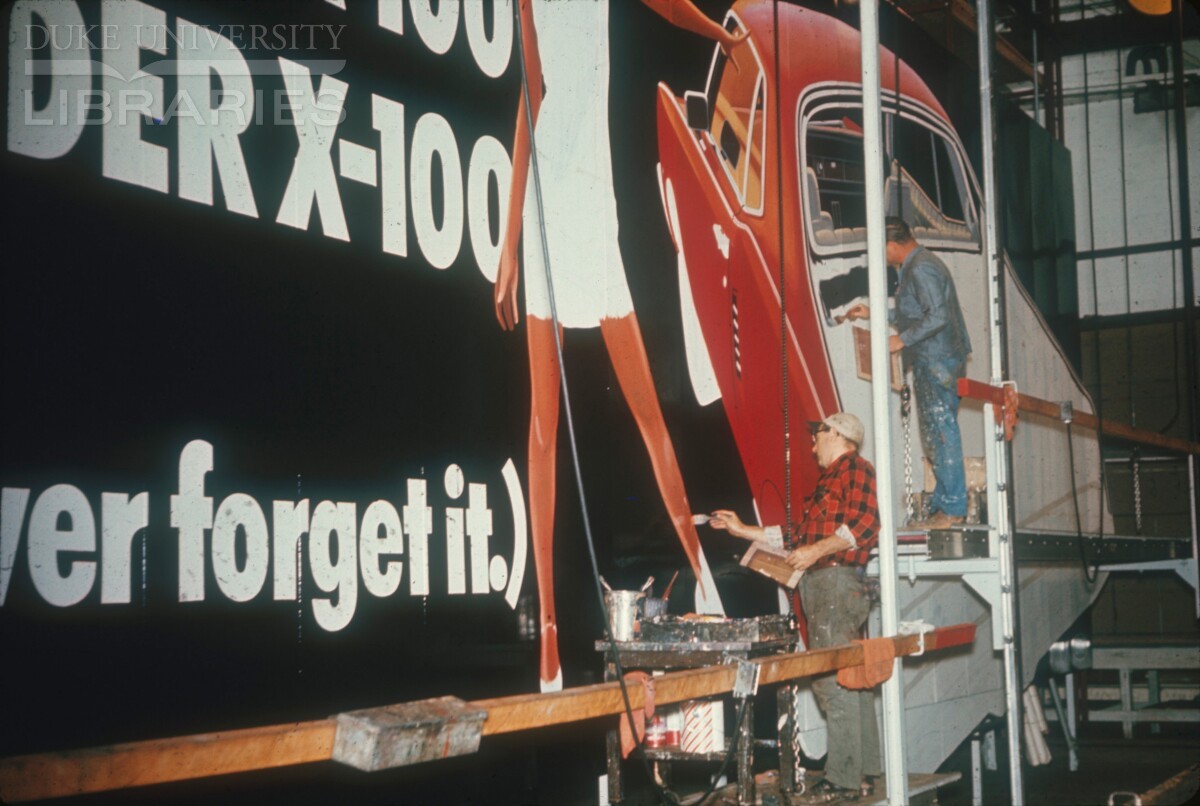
1132,449,1143,535
901,383,914,524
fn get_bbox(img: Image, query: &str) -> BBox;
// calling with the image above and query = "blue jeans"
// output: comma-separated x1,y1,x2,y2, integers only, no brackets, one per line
913,358,967,517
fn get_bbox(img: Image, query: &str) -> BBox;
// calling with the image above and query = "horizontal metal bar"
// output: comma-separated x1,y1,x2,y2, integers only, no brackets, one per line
1041,10,1196,56
1076,238,1186,263
957,378,1200,454
1085,709,1200,723
1104,455,1189,464
1079,307,1192,331
1092,646,1200,668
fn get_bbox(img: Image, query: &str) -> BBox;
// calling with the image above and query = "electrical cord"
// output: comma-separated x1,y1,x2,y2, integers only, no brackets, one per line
1066,422,1099,584
512,5,688,803
689,697,751,806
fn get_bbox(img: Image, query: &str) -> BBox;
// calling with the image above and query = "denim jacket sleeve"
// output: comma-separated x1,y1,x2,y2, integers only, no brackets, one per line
897,261,950,348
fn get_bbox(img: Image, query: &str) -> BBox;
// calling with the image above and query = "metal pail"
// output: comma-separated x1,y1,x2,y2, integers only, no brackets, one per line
643,597,668,620
604,590,645,641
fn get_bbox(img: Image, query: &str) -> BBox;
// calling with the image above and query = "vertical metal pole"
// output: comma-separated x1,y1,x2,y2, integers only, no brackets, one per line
976,0,1024,802
1171,0,1200,563
971,736,984,806
860,1,907,803
1030,0,1041,127
1065,672,1078,754
1189,456,1199,618
1048,678,1079,771
1148,670,1162,734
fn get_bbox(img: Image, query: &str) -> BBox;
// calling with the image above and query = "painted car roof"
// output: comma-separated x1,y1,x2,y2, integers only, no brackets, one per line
736,0,953,126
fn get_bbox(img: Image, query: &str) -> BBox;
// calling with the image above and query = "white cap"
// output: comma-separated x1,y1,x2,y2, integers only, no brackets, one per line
810,411,864,447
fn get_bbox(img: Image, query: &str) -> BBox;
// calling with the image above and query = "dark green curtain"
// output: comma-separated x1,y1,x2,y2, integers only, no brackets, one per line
998,103,1081,369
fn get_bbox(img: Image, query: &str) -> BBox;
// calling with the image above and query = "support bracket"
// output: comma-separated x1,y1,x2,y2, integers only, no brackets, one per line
963,571,1007,651
1099,557,1198,593
728,656,761,699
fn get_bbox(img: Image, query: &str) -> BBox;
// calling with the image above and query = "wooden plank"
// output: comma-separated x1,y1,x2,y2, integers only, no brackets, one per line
946,0,1035,80
0,624,975,801
480,624,975,735
0,720,336,803
1140,763,1200,805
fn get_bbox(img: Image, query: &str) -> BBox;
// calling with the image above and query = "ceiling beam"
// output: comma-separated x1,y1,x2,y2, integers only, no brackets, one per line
1041,5,1199,58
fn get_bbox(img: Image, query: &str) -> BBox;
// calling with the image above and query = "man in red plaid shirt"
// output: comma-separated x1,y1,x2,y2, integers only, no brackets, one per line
710,411,881,800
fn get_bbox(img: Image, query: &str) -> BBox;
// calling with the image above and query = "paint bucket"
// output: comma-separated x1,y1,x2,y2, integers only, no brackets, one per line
662,705,683,747
604,590,645,642
643,597,668,620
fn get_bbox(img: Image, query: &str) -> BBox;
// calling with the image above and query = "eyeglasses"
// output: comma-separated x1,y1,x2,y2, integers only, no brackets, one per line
811,425,830,442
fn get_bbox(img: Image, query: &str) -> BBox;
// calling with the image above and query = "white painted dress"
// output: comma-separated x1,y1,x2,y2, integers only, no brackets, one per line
521,0,634,328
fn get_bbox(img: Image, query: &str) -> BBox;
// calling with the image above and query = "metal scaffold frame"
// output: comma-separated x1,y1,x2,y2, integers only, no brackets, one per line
855,0,1026,800
859,1,909,803
976,1,1026,800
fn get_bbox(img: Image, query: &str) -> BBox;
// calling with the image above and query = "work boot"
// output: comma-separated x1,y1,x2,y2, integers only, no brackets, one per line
796,778,860,803
912,511,964,530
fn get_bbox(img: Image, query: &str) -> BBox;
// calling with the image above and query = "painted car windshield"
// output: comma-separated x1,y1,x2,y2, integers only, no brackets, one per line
802,106,978,252
705,20,765,212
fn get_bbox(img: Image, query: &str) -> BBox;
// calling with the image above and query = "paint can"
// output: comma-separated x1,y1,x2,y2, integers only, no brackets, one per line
643,597,668,620
604,590,645,642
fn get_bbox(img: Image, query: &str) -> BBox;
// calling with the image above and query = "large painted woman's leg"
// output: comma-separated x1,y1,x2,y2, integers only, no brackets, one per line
600,313,724,614
528,316,563,691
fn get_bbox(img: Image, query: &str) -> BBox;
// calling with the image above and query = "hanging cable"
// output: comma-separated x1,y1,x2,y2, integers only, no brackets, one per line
902,383,915,524
1131,447,1143,535
1066,420,1099,583
690,698,751,806
774,0,791,534
512,6,760,802
511,6,677,803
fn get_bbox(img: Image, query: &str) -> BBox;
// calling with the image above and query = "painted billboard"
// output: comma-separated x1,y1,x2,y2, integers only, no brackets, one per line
2,0,1103,799
1,1,766,774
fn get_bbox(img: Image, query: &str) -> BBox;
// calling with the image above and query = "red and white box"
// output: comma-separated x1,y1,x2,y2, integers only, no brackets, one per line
681,699,725,754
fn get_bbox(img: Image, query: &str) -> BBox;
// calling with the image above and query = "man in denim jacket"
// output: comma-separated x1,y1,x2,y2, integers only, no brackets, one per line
847,217,971,529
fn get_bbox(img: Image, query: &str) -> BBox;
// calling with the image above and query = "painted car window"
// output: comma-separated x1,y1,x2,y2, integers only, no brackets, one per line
705,19,765,213
887,113,975,242
803,103,978,252
743,79,766,210
803,110,883,247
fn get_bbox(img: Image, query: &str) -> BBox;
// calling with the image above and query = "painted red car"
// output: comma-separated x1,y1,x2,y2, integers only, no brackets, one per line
656,1,986,527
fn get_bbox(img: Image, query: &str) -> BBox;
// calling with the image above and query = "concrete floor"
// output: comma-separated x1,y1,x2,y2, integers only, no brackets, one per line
937,722,1200,806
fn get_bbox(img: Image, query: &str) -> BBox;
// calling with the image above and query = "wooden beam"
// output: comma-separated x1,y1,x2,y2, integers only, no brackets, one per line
1140,762,1200,805
945,0,1036,81
0,624,975,802
958,378,1200,455
480,625,974,734
0,721,336,803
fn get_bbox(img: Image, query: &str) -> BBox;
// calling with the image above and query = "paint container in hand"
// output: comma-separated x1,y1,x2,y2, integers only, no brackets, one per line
604,590,645,641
